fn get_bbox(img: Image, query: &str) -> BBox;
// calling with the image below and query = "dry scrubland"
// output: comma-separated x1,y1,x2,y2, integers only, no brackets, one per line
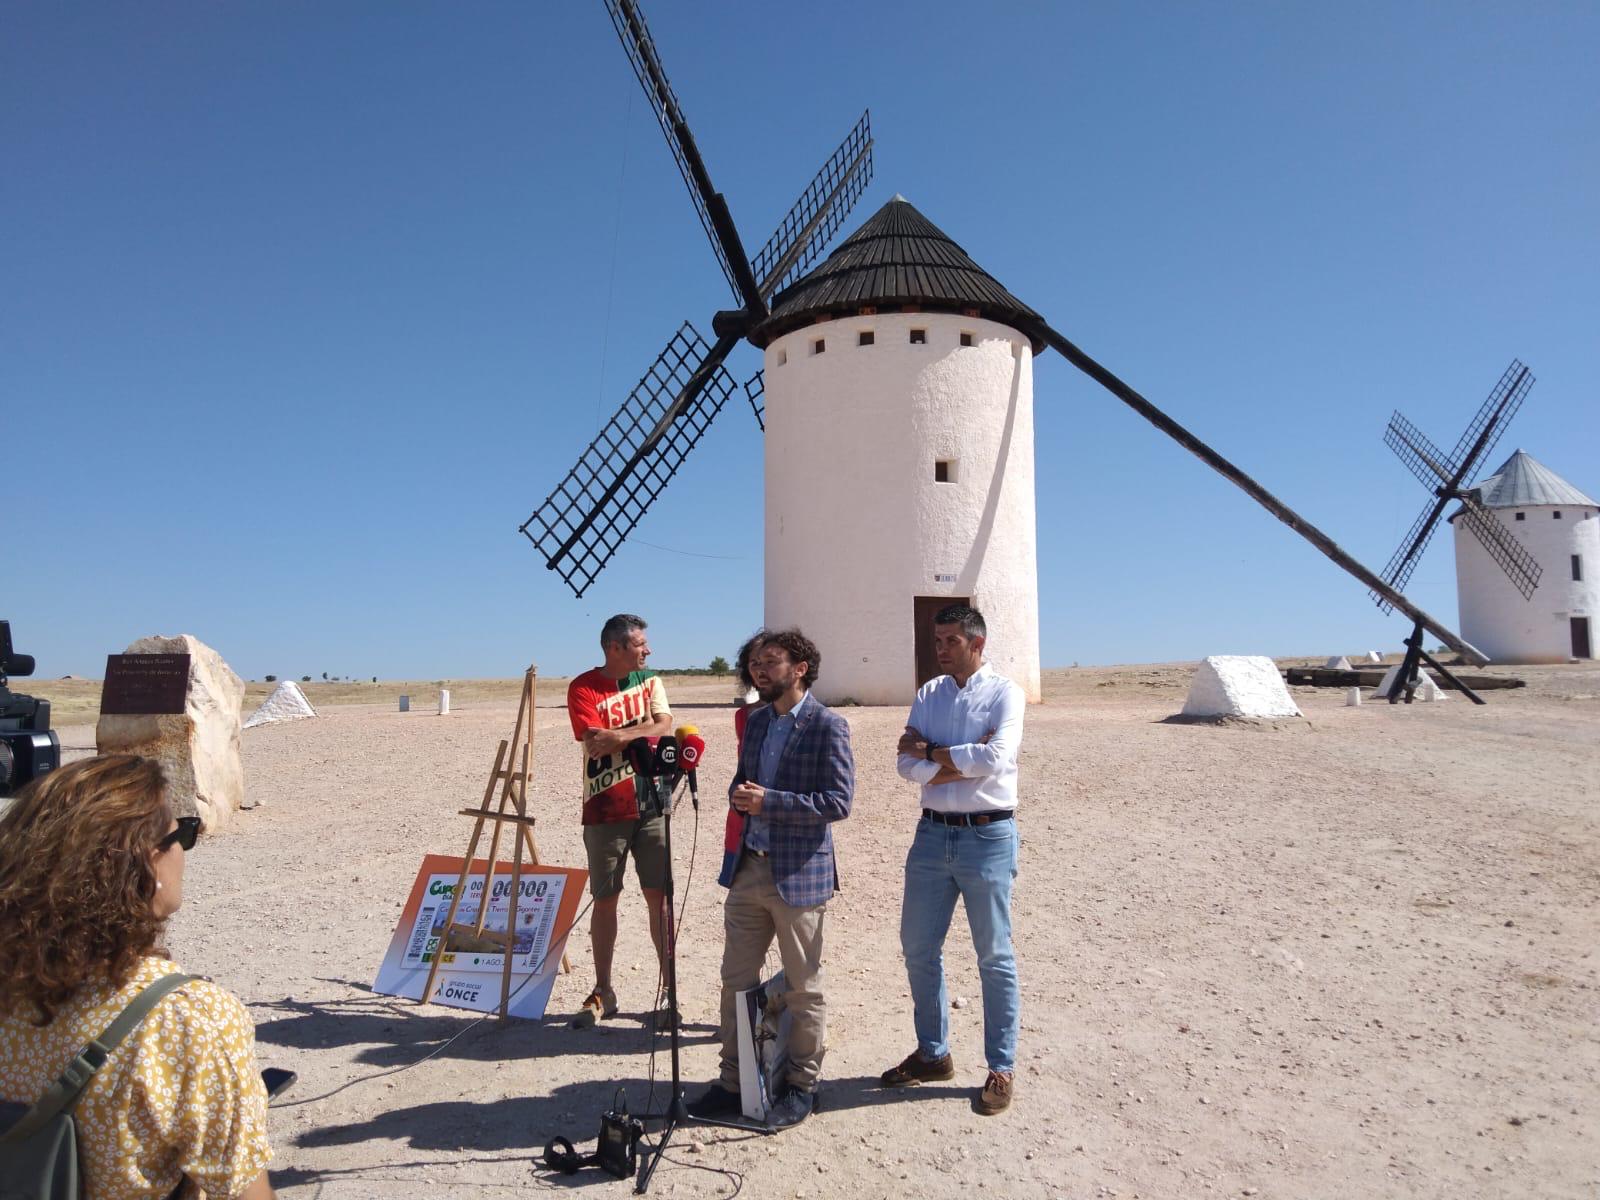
45,660,1600,1199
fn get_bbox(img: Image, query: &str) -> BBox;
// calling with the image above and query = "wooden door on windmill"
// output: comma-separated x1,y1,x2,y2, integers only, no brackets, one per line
914,596,969,689
1572,617,1592,659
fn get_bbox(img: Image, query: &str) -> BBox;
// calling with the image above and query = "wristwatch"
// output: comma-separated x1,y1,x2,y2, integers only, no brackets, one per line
925,741,938,762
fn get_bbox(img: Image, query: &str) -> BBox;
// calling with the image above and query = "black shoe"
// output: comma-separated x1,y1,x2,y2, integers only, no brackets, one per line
686,1083,742,1120
767,1084,814,1130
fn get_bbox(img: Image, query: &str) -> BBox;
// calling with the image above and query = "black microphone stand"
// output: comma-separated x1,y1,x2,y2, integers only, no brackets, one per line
635,771,768,1193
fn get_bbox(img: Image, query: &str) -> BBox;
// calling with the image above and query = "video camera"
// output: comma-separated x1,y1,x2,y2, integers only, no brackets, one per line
1,621,62,798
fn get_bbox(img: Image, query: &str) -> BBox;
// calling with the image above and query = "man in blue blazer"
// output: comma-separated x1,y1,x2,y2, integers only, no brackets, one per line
688,628,854,1130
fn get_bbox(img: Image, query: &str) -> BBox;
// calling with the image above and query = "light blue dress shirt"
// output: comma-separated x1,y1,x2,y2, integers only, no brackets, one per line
744,689,814,852
894,663,1025,813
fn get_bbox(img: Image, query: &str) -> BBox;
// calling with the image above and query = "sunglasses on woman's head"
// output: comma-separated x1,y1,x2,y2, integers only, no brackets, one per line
156,816,201,852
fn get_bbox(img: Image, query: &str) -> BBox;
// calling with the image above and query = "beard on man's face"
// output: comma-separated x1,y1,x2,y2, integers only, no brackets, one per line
758,676,789,703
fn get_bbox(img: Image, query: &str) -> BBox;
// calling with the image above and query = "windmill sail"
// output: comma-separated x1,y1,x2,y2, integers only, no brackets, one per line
1373,496,1449,611
1370,359,1537,613
603,0,745,303
743,369,765,431
751,111,874,300
523,1,875,597
520,322,737,597
1457,494,1542,599
1384,411,1456,488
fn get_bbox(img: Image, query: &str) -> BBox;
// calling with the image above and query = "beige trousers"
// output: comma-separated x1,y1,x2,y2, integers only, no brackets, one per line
718,854,827,1091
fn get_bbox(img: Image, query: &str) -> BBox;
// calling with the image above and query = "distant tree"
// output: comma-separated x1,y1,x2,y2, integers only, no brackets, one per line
321,671,328,681
265,675,277,683
301,675,311,682
371,676,378,683
709,655,730,675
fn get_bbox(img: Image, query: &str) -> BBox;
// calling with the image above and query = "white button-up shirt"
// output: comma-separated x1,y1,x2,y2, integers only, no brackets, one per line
895,662,1025,813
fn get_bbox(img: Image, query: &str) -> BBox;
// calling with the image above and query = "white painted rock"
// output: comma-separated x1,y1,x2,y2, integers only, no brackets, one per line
1366,651,1383,664
1345,687,1362,707
96,635,247,828
244,680,318,729
1180,656,1303,719
1373,665,1448,701
1324,655,1352,669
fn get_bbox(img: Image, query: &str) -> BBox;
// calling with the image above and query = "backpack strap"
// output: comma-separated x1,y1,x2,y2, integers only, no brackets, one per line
0,972,193,1145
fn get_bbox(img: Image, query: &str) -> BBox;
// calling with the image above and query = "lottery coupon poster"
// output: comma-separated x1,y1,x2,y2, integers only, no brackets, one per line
372,854,588,1019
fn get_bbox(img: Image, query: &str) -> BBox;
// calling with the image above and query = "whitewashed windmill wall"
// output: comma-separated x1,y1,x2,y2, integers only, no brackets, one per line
752,197,1044,705
1453,450,1599,663
761,311,1041,704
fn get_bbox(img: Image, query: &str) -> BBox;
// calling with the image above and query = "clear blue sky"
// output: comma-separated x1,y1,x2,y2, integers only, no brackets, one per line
7,2,1597,681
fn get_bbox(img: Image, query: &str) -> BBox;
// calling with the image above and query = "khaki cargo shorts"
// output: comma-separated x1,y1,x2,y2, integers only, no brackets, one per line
583,814,669,898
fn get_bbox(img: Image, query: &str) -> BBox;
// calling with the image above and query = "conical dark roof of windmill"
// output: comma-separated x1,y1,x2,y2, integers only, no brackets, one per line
751,196,1046,352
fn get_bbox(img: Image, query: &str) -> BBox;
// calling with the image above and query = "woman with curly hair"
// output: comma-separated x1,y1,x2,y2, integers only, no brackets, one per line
0,755,275,1199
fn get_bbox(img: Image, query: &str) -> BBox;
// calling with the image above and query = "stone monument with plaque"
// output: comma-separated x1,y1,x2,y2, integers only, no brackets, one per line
95,634,247,829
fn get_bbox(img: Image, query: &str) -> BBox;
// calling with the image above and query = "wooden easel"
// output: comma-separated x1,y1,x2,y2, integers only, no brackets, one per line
421,666,570,1019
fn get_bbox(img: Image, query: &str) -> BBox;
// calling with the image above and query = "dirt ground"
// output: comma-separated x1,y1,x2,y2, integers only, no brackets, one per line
50,660,1600,1199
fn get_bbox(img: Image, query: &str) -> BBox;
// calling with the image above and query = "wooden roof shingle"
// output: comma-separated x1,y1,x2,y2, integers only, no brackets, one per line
750,196,1046,351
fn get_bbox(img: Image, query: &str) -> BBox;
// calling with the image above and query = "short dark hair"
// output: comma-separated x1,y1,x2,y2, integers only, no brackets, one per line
761,628,820,690
934,603,986,641
735,628,770,691
600,614,646,651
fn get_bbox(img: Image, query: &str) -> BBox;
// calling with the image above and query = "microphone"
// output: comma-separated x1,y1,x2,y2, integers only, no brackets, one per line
652,735,680,782
623,737,656,780
674,725,705,808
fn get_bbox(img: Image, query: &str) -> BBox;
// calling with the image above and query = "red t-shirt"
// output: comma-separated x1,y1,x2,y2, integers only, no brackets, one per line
568,668,672,824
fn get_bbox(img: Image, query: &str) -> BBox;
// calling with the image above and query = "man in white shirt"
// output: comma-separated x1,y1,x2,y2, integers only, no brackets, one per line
883,604,1025,1115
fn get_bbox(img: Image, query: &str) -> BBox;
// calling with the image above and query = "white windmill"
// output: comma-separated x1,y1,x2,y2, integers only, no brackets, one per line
1453,450,1599,663
751,197,1042,703
523,0,1485,705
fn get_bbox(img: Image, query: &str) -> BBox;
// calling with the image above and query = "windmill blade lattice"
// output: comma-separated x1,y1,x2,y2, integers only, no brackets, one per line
1372,497,1448,613
743,370,765,431
1447,359,1533,483
1384,411,1456,488
521,322,736,597
603,0,742,302
1458,494,1542,599
752,111,874,300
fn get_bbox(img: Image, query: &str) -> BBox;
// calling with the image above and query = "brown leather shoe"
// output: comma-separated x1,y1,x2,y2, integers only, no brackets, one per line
976,1070,1013,1115
879,1050,955,1087
568,985,619,1029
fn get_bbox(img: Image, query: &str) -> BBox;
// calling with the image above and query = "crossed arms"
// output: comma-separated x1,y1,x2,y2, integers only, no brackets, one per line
895,684,1024,788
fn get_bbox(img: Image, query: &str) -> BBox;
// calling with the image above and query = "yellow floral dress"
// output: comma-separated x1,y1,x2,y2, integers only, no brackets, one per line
0,956,271,1199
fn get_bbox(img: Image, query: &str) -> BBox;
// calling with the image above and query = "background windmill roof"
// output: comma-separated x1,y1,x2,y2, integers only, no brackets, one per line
1467,449,1597,509
751,196,1047,351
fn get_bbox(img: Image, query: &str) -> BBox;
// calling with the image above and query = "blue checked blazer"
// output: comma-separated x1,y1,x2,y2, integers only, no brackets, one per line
728,695,854,908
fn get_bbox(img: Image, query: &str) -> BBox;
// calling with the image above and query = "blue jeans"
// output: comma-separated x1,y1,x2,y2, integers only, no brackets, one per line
900,816,1020,1074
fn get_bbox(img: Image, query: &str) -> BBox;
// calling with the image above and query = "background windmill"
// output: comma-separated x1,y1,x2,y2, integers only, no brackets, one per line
523,0,1491,697
1370,360,1540,702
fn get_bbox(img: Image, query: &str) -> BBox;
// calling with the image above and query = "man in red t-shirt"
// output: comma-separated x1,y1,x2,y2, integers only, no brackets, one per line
566,614,674,1027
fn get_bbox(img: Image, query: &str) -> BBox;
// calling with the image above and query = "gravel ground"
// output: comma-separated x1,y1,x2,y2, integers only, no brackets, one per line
55,660,1600,1199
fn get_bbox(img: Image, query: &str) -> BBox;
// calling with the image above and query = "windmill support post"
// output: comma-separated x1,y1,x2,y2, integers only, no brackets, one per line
1035,322,1488,667
1382,621,1487,705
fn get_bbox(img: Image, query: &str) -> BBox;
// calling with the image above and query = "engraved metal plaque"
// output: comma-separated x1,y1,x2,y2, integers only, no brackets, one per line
101,654,191,715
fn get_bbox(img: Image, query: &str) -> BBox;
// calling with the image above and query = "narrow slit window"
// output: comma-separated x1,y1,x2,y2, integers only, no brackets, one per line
1515,511,1526,521
858,330,875,346
909,328,927,345
776,348,787,366
1553,510,1562,519
1574,555,1583,582
934,458,956,483
959,331,974,347
812,338,826,356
